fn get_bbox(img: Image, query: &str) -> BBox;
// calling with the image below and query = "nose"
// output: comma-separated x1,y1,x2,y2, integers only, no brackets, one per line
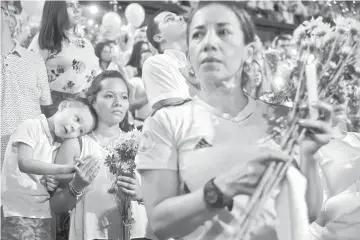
202,29,219,53
113,96,123,107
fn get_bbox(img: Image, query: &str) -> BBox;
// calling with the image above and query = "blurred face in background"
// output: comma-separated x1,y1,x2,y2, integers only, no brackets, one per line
100,45,112,62
66,0,81,27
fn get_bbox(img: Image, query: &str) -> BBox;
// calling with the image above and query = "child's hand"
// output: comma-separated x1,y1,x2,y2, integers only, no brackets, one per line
40,175,59,192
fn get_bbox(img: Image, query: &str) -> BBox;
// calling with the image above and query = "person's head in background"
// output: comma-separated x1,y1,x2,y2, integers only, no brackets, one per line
242,60,265,98
146,10,187,54
134,26,148,44
273,33,292,58
127,41,153,77
49,98,98,140
186,1,256,91
86,70,133,132
95,41,114,66
38,0,82,53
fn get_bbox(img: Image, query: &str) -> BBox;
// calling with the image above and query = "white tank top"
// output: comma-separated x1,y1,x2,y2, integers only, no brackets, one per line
69,135,149,240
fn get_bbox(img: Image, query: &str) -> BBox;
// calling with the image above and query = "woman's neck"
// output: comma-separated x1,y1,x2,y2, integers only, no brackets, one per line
332,124,347,139
93,122,121,139
100,61,110,70
198,79,248,117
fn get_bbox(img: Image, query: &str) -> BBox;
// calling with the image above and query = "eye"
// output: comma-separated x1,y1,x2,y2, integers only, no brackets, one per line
191,31,203,40
218,29,230,36
105,94,113,99
122,95,128,100
166,16,175,22
66,3,73,8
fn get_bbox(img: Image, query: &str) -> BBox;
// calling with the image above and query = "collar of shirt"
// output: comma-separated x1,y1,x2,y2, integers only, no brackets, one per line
164,49,187,64
193,95,256,123
38,114,61,147
7,40,26,57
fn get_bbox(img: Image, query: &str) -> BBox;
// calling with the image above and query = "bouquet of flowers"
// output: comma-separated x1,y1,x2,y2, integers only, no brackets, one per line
104,129,142,240
234,16,360,239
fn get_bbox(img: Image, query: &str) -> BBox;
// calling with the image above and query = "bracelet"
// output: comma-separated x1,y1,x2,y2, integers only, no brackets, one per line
68,181,84,199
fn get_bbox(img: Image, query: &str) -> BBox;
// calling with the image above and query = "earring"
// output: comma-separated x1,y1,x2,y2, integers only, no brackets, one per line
189,67,195,77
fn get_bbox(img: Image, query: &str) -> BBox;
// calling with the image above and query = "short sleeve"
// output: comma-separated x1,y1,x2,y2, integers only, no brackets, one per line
11,119,41,150
36,58,52,106
135,115,178,171
142,58,178,107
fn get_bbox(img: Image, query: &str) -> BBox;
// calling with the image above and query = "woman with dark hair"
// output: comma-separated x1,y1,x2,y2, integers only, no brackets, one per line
126,41,153,129
136,2,333,240
28,0,100,110
49,70,151,240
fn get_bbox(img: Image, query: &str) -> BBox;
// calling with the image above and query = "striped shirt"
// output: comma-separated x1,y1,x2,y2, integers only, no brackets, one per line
1,41,52,171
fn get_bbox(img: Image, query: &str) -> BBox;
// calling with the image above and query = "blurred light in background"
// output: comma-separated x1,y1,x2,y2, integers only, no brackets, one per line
88,19,94,26
89,5,99,15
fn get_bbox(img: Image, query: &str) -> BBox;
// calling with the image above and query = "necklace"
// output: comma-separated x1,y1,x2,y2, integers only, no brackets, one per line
91,130,122,151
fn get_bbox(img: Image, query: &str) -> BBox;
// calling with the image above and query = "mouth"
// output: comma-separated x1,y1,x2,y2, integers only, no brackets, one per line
112,110,124,115
201,57,221,65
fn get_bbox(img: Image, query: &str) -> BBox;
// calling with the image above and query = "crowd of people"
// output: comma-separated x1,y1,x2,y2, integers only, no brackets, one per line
1,1,360,240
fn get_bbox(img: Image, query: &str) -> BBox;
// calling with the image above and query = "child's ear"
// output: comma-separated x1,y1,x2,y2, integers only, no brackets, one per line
58,100,70,111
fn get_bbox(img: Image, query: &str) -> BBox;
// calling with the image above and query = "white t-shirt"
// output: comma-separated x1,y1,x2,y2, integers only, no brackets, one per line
136,96,291,240
142,49,190,108
1,115,60,219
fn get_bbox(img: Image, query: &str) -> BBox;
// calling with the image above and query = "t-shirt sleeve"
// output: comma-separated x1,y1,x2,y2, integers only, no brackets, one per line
142,58,178,106
36,58,53,106
11,119,41,151
135,114,178,171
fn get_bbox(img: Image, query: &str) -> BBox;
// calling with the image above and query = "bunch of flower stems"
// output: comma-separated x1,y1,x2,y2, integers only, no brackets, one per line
232,41,358,239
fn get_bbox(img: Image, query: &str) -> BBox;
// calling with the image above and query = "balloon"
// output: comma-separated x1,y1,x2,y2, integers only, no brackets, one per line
125,3,145,28
102,12,122,28
21,0,44,17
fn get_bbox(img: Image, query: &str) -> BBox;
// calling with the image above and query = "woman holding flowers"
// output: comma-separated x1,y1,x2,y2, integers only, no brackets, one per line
136,2,333,240
49,70,150,240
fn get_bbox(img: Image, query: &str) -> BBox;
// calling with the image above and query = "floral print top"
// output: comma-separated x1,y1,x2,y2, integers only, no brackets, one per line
28,32,101,95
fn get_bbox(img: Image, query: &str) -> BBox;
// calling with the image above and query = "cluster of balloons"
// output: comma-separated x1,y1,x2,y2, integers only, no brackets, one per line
101,3,145,41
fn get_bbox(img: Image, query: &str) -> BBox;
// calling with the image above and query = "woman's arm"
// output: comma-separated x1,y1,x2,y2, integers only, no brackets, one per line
54,138,81,188
300,151,323,222
140,169,222,239
17,143,75,175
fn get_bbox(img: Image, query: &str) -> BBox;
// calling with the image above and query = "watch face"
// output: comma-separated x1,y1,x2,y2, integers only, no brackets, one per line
205,189,219,204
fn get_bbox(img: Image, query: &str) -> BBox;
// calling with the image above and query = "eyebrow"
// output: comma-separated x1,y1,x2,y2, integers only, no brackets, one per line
163,13,175,21
192,22,232,30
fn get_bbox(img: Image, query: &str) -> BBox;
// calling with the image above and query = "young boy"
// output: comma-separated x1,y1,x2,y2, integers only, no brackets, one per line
1,98,97,239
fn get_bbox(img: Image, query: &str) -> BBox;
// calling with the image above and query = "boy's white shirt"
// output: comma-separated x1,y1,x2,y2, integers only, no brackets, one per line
1,114,60,218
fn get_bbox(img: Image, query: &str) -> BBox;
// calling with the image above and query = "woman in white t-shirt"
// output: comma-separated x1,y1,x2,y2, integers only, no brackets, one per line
49,70,150,240
135,2,333,240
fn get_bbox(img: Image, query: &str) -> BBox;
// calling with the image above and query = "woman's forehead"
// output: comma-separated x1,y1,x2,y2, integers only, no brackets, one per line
190,4,240,29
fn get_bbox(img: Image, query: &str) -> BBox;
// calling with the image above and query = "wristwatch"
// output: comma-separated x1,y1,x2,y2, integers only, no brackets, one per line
203,178,234,210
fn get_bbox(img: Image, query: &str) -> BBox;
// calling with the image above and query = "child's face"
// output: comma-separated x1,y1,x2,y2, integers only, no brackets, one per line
53,102,96,139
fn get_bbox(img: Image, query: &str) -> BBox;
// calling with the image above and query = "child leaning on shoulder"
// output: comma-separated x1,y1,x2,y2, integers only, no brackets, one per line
1,98,97,239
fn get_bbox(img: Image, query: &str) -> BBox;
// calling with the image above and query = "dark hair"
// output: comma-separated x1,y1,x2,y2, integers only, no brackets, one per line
126,41,151,77
186,1,256,45
86,70,131,104
67,98,98,130
38,1,71,53
94,40,114,60
146,10,165,52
